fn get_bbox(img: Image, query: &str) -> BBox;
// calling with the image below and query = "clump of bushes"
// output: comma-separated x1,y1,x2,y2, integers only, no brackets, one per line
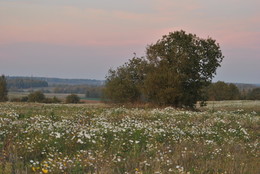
10,96,29,102
65,94,80,104
10,91,61,103
28,91,46,103
43,96,61,104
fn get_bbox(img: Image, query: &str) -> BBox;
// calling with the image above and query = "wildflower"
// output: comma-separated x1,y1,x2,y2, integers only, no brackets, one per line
32,167,36,172
42,168,48,173
55,132,61,138
77,139,84,144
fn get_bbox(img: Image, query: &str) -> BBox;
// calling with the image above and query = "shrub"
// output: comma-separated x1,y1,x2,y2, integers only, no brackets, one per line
28,91,46,103
10,97,22,102
21,96,29,102
43,97,61,103
65,94,80,104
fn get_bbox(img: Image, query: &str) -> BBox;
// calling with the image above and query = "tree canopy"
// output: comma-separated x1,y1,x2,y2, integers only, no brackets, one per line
104,30,224,108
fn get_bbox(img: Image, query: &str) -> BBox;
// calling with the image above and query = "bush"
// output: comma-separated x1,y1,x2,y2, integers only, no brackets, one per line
10,96,29,102
10,97,22,102
10,94,61,104
44,96,61,103
65,94,80,104
28,91,46,103
51,96,61,103
21,96,29,102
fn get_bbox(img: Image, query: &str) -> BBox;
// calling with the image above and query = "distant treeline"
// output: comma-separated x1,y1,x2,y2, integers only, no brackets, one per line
5,77,260,102
45,78,104,86
7,77,48,89
34,77,104,86
235,83,260,91
206,81,260,101
53,85,103,98
7,76,104,86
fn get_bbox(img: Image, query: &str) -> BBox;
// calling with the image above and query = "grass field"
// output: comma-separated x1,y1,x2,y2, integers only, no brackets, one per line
0,101,259,173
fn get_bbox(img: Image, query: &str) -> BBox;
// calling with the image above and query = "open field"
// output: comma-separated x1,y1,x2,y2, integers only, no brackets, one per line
0,101,259,174
200,100,260,113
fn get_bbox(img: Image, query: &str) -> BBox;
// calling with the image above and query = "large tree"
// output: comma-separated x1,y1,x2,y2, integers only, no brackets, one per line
144,30,224,107
0,75,8,102
104,30,224,107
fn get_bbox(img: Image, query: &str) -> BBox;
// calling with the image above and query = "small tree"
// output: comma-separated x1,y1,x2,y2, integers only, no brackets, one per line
0,75,8,102
66,94,80,104
104,57,148,103
28,91,46,103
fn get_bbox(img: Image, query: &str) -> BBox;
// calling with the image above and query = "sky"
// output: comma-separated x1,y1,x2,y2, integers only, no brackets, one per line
0,0,259,83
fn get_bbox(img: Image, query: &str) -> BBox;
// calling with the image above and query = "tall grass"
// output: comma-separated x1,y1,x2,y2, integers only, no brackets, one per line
0,102,259,173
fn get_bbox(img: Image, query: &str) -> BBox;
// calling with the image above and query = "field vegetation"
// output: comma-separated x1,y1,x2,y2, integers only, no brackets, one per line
0,101,259,174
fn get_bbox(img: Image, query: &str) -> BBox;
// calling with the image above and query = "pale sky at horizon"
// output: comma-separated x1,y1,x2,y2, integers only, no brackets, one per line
0,0,259,83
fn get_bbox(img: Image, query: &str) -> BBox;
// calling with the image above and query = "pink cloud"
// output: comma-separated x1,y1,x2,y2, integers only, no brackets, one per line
0,5,164,46
1,0,259,52
152,0,201,12
217,31,260,49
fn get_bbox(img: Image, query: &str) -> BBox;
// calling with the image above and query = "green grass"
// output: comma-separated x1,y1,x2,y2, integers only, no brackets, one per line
0,101,259,173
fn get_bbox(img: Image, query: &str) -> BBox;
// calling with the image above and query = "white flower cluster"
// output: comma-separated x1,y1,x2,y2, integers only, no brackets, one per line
0,103,259,173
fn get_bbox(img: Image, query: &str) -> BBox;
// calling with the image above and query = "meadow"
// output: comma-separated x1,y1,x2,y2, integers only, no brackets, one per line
0,101,259,174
